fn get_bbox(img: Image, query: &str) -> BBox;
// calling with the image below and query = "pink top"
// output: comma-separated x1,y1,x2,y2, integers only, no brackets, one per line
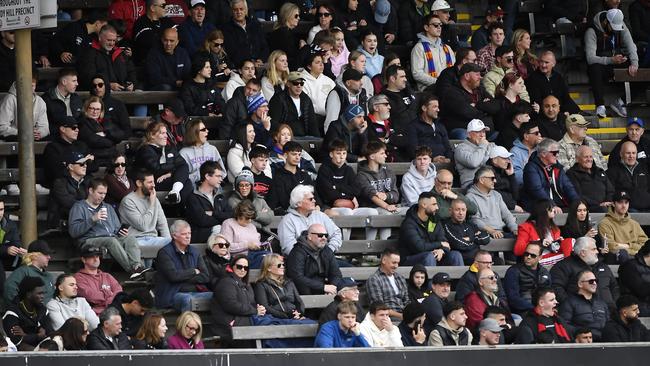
331,43,351,77
167,333,205,349
220,218,261,256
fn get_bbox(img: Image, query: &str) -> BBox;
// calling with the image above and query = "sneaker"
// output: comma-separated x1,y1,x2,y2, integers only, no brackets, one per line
6,184,20,196
610,98,628,117
35,184,50,195
0,189,6,196
129,266,152,280
596,105,607,119
165,191,181,204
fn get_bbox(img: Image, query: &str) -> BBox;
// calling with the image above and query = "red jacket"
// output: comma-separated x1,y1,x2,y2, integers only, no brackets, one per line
74,269,123,315
109,0,145,39
464,291,511,331
515,221,572,267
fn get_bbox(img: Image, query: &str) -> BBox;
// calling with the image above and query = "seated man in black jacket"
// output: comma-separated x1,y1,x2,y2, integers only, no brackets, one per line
321,104,376,163
619,240,650,316
503,243,551,315
268,141,315,215
515,287,573,344
526,50,581,114
109,289,154,337
87,307,131,350
144,28,192,91
406,94,453,162
269,71,318,137
567,145,615,212
442,199,490,265
602,295,650,342
422,272,452,334
47,151,91,229
222,78,261,139
220,0,269,68
185,161,232,243
286,224,343,295
2,277,53,351
558,270,609,341
607,141,650,211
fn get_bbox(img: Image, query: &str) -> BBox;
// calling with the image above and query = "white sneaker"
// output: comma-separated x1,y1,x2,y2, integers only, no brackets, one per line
596,105,607,118
35,184,50,195
0,189,7,196
6,184,19,196
610,98,628,117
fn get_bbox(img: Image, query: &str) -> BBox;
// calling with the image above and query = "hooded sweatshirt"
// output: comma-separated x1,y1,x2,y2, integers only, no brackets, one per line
179,142,226,184
357,46,384,78
401,162,437,206
301,68,336,116
584,11,638,67
410,32,456,91
465,184,518,233
454,139,494,188
356,160,400,207
46,296,99,331
598,207,648,255
358,312,404,347
277,208,343,255
0,82,49,138
222,71,245,101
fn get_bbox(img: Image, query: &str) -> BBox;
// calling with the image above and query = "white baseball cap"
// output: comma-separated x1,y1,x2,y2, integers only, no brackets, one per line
606,9,624,31
467,119,490,133
190,0,206,8
431,0,453,11
490,145,513,159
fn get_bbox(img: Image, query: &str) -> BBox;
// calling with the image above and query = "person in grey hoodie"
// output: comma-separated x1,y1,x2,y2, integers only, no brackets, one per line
465,166,519,239
455,119,495,188
409,14,456,91
179,119,226,184
401,146,438,206
0,80,49,141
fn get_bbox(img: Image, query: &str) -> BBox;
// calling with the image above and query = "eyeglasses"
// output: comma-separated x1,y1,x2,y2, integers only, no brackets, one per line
235,264,249,271
199,127,208,132
294,14,300,19
276,263,286,268
436,179,453,185
526,130,541,136
87,107,102,112
184,324,199,332
238,182,252,187
113,163,127,168
318,12,331,17
523,252,538,259
482,176,497,181
306,196,316,202
93,82,104,88
310,232,329,239
291,81,305,86
581,279,598,285
212,42,224,47
428,23,443,27
155,3,167,8
548,150,560,156
481,275,497,281
214,242,229,249
504,57,514,62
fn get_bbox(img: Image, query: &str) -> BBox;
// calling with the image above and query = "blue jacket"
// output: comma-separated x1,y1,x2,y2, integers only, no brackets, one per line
522,151,579,210
178,19,216,56
145,45,192,90
510,139,530,186
357,47,384,78
406,117,453,160
154,242,210,308
314,320,370,348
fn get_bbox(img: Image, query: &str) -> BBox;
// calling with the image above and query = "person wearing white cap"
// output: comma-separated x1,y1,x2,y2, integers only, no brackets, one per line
454,119,495,188
477,318,502,345
430,0,459,50
410,13,456,91
584,8,638,118
178,0,216,56
486,146,523,212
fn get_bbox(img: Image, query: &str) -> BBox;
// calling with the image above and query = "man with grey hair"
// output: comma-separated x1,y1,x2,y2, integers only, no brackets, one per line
220,0,268,68
277,185,342,255
86,307,131,350
466,166,518,239
522,137,579,212
567,145,614,212
557,114,607,171
550,236,620,311
153,220,211,311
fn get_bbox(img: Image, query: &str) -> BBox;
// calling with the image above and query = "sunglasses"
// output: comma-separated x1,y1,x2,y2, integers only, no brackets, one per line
93,82,105,88
523,252,538,259
504,57,514,62
291,81,305,86
429,23,443,27
581,279,598,285
318,12,331,17
311,232,329,239
481,275,497,281
526,130,541,136
212,42,224,47
294,14,300,19
199,127,208,132
113,163,127,168
65,125,79,130
216,242,230,248
156,3,167,8
548,150,560,156
72,162,87,167
482,176,497,181
235,264,249,271
276,263,286,268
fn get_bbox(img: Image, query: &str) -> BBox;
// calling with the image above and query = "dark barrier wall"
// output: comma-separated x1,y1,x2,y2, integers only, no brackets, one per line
2,344,650,366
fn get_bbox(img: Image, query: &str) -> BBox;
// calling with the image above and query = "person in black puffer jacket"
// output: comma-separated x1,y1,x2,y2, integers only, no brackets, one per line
204,234,232,290
77,96,124,167
286,228,343,295
619,242,650,316
179,54,226,117
602,294,650,342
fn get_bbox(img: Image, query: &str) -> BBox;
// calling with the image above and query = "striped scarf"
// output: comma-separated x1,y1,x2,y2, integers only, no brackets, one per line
422,41,453,78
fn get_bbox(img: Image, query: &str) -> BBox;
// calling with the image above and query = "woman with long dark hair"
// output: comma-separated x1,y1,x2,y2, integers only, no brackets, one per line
514,200,571,267
226,122,272,182
104,153,135,206
562,199,606,253
35,317,89,351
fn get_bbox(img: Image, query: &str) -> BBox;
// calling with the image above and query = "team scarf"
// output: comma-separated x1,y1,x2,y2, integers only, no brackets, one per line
422,41,453,78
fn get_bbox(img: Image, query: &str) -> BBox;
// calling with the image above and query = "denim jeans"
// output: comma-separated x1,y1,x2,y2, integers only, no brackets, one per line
402,250,464,266
136,236,171,267
173,291,213,313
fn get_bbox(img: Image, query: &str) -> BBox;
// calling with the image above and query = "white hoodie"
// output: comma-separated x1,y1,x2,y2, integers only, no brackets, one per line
301,68,336,116
358,312,404,347
0,82,49,138
401,162,437,206
222,72,245,101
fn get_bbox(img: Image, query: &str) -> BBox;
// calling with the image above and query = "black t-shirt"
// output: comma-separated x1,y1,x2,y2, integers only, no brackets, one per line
252,170,272,198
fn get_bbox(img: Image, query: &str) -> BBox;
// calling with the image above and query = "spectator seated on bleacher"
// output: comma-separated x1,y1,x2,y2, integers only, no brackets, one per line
269,72,318,138
223,60,257,103
3,240,55,305
558,270,610,341
510,121,542,186
521,138,579,212
2,276,54,351
118,170,171,249
132,0,175,64
400,146,438,206
567,146,615,212
261,51,289,102
608,118,650,170
144,28,192,91
511,29,537,80
464,267,516,332
179,119,226,185
366,94,403,161
178,0,215,57
550,236,620,311
428,301,473,346
485,148,522,211
244,93,273,148
484,48,531,105
430,169,476,221
68,178,145,278
155,99,187,148
436,48,476,96
134,121,192,204
494,100,532,152
87,307,131,350
395,301,426,346
602,294,650,342
48,151,91,229
104,154,135,206
407,265,430,303
0,31,16,92
41,69,83,132
185,161,231,243
359,302,405,347
382,66,418,136
558,114,607,171
607,142,650,210
561,200,603,247
301,51,336,120
455,119,494,189
89,74,131,138
77,96,125,167
78,24,139,91
50,11,106,67
324,68,369,134
421,272,451,333
267,142,315,215
476,22,506,75
431,0,459,49
74,246,122,316
226,123,273,182
227,169,272,229
598,191,648,263
131,313,169,350
220,200,271,269
167,311,205,349
46,273,99,332
619,241,650,316
0,196,23,267
537,96,567,141
406,94,453,163
0,80,48,142
179,54,225,117
515,287,573,344
504,242,551,315
322,104,376,163
526,50,582,114
409,14,455,92
454,250,507,303
154,220,210,312
442,199,489,265
440,63,499,140
268,3,307,71
203,233,230,289
196,29,234,86
475,318,505,346
514,200,572,267
367,248,410,319
109,288,154,338
314,300,370,348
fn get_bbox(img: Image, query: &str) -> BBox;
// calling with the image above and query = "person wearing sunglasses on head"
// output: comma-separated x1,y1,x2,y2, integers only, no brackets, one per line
204,234,231,289
503,242,552,316
88,74,131,138
48,151,92,230
522,138,579,212
558,270,609,341
268,3,307,71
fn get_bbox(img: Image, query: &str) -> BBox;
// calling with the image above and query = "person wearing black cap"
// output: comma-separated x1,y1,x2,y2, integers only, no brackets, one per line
598,190,648,263
324,68,368,134
74,246,123,315
422,272,452,334
109,288,154,337
2,276,54,350
319,277,365,325
397,301,427,346
608,117,650,170
3,240,56,305
47,151,91,230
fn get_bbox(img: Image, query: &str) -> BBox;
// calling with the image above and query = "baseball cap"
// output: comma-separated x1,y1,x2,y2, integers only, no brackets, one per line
28,240,54,255
287,71,305,82
65,151,88,165
565,114,590,129
486,4,505,17
431,0,453,11
343,104,365,123
337,277,358,288
431,272,451,284
164,98,187,118
190,0,206,8
467,119,490,133
627,117,645,128
613,190,630,202
490,145,513,159
80,246,103,257
479,318,503,332
58,116,79,128
374,0,391,24
459,62,482,76
342,68,364,82
606,9,624,31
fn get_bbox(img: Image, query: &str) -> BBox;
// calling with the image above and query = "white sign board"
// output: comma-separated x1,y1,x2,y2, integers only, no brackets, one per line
0,0,40,31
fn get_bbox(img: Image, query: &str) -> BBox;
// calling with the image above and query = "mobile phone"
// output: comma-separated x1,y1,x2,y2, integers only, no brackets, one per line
414,323,421,333
119,223,131,231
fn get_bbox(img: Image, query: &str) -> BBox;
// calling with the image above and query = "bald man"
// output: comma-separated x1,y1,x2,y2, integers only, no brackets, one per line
431,169,477,221
607,141,650,210
144,27,191,91
567,145,615,212
538,95,567,141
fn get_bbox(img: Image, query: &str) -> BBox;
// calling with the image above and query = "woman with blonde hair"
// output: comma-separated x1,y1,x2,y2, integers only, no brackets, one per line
261,50,290,100
511,29,538,79
336,50,374,96
268,2,306,70
179,119,226,184
204,233,231,288
330,27,350,77
254,254,307,320
167,311,204,349
132,313,168,349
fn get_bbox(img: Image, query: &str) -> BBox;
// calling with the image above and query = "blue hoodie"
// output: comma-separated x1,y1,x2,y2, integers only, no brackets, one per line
357,47,384,78
510,139,531,186
314,320,371,348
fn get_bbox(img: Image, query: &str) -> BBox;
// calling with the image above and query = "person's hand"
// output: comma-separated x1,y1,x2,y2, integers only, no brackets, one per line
299,39,307,48
440,189,457,200
156,173,172,183
413,324,426,344
350,321,361,335
384,33,395,44
359,19,367,26
514,205,525,213
39,56,51,68
60,52,74,63
358,119,368,133
553,206,563,215
505,163,515,176
324,284,337,295
612,54,627,64
93,209,107,222
629,65,638,77
7,246,26,256
247,242,261,250
599,246,609,255
488,228,504,239
531,102,540,113
194,268,200,274
433,156,450,164
432,249,444,261
224,67,232,76
85,154,95,161
381,317,393,331
96,131,106,137
384,204,398,213
110,82,124,91
586,227,598,238
600,201,613,207
257,304,266,316
440,241,450,250
292,310,302,319
126,83,135,91
149,187,157,206
33,128,42,141
118,227,129,237
123,47,132,57
261,110,271,130
352,197,359,209
376,192,388,201
11,325,25,337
